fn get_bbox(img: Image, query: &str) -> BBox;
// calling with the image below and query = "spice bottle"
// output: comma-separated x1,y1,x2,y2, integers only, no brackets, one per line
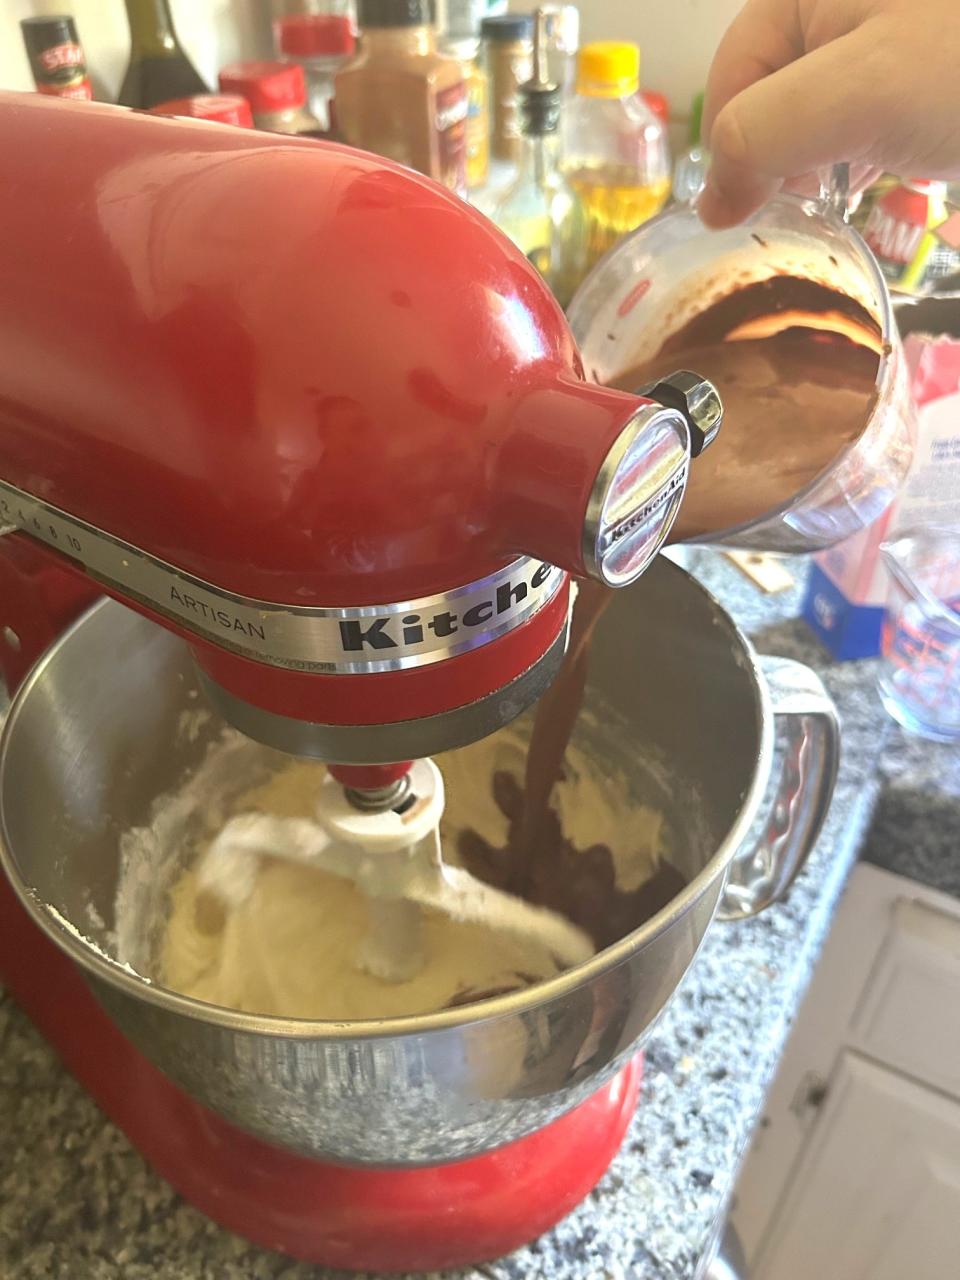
335,0,468,196
562,42,670,273
20,15,93,101
218,61,322,136
492,9,581,306
271,0,357,22
441,0,489,189
118,0,209,110
481,14,533,164
442,37,488,189
274,13,356,134
149,94,254,127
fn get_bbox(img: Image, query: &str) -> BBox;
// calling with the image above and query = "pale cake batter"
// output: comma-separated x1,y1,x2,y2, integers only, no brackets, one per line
157,732,669,1021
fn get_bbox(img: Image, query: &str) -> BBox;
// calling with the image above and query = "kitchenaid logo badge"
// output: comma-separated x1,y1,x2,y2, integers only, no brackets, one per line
606,467,687,544
338,562,559,654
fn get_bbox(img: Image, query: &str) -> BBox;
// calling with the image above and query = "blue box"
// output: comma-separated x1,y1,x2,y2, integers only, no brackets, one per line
802,563,887,661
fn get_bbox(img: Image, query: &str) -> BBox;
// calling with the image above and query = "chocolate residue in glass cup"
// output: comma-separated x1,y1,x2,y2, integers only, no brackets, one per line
458,769,686,954
615,275,884,542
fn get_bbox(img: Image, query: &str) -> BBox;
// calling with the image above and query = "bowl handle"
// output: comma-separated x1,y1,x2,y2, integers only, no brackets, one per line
717,656,840,921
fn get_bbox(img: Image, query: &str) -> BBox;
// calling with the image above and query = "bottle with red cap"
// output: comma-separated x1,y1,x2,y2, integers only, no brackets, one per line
218,60,322,136
274,13,356,134
149,95,254,128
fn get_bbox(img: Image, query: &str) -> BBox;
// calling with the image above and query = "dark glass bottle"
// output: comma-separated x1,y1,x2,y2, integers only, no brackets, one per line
118,0,209,110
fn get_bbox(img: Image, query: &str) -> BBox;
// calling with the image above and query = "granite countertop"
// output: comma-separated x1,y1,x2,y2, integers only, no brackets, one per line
2,550,958,1280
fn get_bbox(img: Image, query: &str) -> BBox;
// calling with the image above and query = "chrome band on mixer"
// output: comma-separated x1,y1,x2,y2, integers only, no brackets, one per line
0,481,564,674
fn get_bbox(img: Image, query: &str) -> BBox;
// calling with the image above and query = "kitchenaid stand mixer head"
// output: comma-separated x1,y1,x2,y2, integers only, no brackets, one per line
0,93,719,817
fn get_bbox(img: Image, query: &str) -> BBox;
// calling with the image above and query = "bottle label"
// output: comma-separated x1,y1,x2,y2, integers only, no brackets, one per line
28,40,93,100
863,181,958,291
464,71,488,189
498,50,532,142
37,78,94,100
435,82,468,198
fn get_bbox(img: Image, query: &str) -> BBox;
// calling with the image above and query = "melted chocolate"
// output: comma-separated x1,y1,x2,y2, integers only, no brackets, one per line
658,275,880,350
617,276,883,540
512,577,611,896
458,769,686,953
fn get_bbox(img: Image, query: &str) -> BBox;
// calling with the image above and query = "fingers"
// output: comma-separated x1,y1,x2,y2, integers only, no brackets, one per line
702,0,804,143
699,26,885,228
697,125,783,229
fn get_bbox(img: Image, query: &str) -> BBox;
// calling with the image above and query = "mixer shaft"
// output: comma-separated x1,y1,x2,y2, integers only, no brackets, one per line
195,758,594,988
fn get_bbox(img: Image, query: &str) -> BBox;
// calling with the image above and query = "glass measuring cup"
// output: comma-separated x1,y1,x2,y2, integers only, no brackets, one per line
879,526,960,741
568,181,915,551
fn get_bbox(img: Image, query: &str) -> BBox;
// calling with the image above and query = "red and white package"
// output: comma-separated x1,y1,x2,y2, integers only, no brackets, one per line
803,297,960,658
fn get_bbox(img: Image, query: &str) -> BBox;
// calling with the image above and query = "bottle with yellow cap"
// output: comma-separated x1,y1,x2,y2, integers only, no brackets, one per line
563,40,670,275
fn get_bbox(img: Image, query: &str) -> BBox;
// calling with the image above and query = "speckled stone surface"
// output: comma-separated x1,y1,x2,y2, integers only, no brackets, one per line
2,549,953,1280
861,716,960,900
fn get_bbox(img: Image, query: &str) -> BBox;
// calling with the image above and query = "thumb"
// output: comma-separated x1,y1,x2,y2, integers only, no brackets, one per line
699,26,883,228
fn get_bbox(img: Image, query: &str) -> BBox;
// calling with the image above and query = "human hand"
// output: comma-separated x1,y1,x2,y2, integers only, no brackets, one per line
699,0,960,228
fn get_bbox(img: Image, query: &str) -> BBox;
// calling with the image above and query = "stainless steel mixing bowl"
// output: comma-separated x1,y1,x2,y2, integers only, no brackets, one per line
0,558,838,1165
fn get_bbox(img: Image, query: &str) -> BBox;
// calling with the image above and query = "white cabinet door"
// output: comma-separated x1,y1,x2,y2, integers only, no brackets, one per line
734,865,960,1265
756,1051,960,1280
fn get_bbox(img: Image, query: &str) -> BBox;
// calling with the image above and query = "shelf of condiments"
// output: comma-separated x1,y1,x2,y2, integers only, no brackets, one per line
20,2,960,306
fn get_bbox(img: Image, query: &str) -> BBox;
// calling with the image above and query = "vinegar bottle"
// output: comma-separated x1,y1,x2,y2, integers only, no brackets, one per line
492,8,582,306
118,0,209,110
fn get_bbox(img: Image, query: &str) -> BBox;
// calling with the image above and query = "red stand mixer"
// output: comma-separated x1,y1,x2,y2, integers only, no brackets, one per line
0,94,721,1270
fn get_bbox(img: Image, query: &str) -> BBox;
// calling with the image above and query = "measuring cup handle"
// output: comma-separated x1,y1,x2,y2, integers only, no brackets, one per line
817,162,851,221
717,656,840,921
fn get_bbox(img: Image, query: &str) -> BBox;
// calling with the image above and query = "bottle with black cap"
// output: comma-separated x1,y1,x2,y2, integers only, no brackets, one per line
480,11,532,166
491,9,582,306
335,0,468,196
20,14,93,101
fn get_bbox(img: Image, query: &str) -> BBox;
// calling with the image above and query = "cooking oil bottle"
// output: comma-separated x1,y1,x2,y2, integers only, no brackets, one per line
563,41,670,276
492,8,583,306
